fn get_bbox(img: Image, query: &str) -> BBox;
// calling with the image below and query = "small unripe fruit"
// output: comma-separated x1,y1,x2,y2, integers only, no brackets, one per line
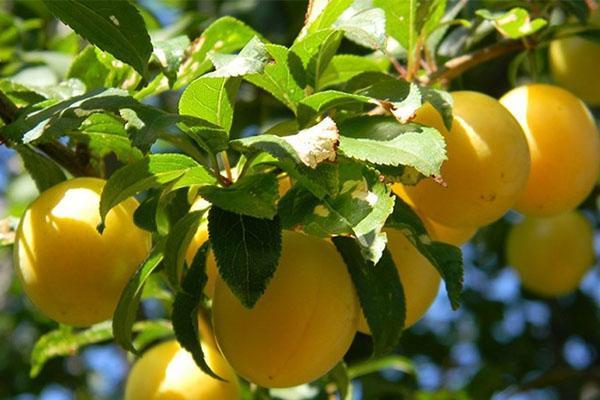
402,91,530,228
14,178,151,326
357,229,440,333
501,84,600,216
506,211,595,297
212,231,358,388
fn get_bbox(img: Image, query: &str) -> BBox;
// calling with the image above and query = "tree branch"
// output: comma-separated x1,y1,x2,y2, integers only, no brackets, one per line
428,40,527,84
0,89,99,177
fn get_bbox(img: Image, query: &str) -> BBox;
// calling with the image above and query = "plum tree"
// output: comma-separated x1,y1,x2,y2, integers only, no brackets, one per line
13,178,151,326
402,92,530,229
549,14,600,106
357,229,441,333
124,334,239,400
500,84,600,217
211,231,358,388
506,211,595,297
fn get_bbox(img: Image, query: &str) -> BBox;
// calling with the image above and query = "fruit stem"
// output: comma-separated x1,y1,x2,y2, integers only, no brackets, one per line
220,151,233,182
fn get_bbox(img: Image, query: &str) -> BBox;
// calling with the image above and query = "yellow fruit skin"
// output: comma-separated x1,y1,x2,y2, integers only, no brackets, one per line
392,184,476,246
550,37,600,106
500,84,600,217
212,231,358,388
357,229,441,333
14,178,151,327
124,339,239,400
506,211,595,297
403,91,530,228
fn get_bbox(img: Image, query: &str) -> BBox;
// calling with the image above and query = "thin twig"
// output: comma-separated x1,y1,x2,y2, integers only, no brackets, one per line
428,40,527,84
220,151,233,182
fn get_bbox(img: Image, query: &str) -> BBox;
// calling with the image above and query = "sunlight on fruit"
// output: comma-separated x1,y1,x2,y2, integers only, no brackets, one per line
124,334,239,400
506,211,595,297
501,84,600,217
392,184,476,246
402,91,530,228
357,228,441,333
212,231,358,388
14,178,151,326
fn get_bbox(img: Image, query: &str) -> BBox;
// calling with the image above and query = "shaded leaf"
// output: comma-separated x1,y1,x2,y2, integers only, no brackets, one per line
198,173,279,219
333,237,404,355
208,207,282,308
43,0,152,78
112,242,165,353
16,145,66,192
385,196,463,309
100,154,215,223
172,242,222,379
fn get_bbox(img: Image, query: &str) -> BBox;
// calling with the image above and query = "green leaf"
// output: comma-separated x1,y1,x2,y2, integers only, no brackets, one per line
375,0,447,65
333,237,404,355
153,35,190,87
75,113,144,165
305,0,355,34
0,79,45,107
31,320,171,378
318,54,390,89
67,46,141,91
163,210,205,287
100,154,215,223
198,173,279,219
208,207,282,308
347,355,416,379
176,16,262,88
328,362,353,400
385,196,463,309
207,36,269,78
290,29,344,89
43,0,152,78
16,145,66,192
231,118,340,199
333,0,387,49
112,243,165,353
179,76,241,135
476,8,547,39
1,88,131,143
279,161,394,263
297,90,372,127
171,242,222,379
245,44,305,112
356,78,423,123
339,116,446,177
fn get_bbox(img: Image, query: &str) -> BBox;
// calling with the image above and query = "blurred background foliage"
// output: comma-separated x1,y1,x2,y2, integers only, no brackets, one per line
1,0,600,399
